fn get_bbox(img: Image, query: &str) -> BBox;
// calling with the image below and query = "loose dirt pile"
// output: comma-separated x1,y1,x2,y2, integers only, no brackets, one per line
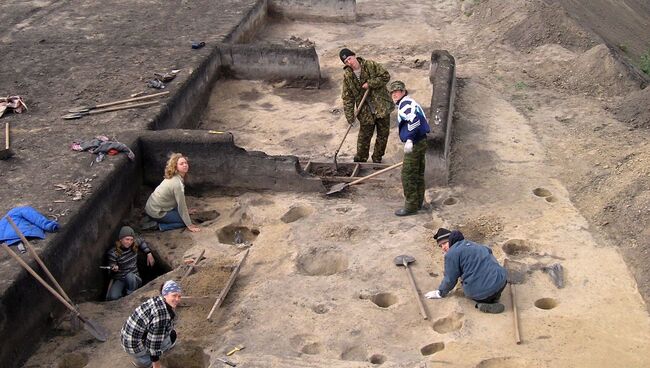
529,44,645,97
612,86,650,128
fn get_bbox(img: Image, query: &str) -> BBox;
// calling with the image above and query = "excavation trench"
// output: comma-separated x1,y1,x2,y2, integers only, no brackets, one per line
0,4,457,366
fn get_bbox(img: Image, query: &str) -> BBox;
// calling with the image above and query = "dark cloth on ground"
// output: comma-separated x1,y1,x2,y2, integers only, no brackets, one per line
71,135,135,163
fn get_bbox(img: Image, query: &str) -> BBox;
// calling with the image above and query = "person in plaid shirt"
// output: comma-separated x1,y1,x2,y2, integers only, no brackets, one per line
121,280,182,368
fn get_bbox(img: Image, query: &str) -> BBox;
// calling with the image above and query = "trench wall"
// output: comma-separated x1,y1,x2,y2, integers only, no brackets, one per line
140,130,324,192
269,0,356,21
426,50,456,186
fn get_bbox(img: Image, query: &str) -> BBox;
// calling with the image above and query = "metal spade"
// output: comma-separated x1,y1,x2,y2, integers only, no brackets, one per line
394,254,428,320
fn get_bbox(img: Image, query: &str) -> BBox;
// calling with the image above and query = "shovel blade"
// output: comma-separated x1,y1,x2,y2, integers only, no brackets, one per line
326,183,348,195
393,254,415,266
81,317,110,342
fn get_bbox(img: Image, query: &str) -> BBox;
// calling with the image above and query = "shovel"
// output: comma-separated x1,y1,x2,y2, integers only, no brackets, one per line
62,100,160,120
326,161,403,195
0,122,13,160
67,91,169,114
394,254,428,320
333,89,369,171
504,258,523,344
3,217,109,341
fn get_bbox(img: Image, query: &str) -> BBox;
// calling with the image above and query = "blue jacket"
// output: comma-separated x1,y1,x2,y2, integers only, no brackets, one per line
396,95,430,143
438,238,507,300
0,206,59,245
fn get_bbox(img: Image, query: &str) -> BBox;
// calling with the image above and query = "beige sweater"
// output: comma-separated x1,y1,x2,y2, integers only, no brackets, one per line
145,175,192,227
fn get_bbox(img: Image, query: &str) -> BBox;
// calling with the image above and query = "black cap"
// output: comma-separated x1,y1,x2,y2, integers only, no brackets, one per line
339,48,356,64
433,228,451,242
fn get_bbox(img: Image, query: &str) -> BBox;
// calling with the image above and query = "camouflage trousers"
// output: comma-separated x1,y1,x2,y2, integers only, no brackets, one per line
354,115,390,163
402,139,427,212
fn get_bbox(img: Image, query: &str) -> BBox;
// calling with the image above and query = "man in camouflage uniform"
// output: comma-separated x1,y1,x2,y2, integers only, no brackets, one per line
340,48,394,163
389,80,430,216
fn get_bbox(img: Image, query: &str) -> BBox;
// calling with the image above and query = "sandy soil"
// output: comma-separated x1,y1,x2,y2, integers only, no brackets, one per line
20,0,650,367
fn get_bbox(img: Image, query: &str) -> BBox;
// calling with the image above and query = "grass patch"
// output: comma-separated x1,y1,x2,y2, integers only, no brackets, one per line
514,81,528,90
640,50,650,75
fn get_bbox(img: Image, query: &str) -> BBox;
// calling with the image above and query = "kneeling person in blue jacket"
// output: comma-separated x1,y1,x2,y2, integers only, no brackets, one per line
389,80,431,216
425,228,508,314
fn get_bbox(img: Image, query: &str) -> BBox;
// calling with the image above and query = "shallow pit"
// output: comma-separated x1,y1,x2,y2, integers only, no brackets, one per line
476,357,545,368
216,225,260,245
370,292,398,308
545,196,558,203
340,345,367,361
311,303,330,314
532,187,552,197
502,239,532,256
535,297,558,310
369,354,386,365
191,209,220,224
281,206,312,223
161,343,209,368
296,248,348,276
432,312,464,334
443,197,458,205
420,342,445,356
57,352,89,368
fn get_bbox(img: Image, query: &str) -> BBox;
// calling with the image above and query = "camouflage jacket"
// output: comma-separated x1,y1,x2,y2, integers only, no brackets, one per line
341,57,394,125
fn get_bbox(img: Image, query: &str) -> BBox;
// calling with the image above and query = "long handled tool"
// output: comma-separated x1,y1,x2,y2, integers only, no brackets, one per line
0,122,13,160
504,259,522,344
333,89,369,171
326,161,403,195
3,218,109,341
207,249,250,320
394,255,428,320
67,91,169,114
63,100,160,120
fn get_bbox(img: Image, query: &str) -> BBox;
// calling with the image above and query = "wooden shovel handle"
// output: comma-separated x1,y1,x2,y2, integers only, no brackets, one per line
6,217,72,303
405,264,428,320
5,122,9,150
510,282,522,344
348,162,403,186
94,91,169,109
89,100,159,114
334,89,370,156
2,244,80,317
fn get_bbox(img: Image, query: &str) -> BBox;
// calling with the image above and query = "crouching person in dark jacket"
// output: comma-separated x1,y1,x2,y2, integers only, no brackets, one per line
425,228,508,314
121,280,181,368
106,226,155,301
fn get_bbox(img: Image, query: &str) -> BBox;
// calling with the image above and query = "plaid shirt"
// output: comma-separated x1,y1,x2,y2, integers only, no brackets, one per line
121,296,175,358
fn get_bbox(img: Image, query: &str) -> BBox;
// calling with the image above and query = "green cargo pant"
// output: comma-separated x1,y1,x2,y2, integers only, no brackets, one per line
354,115,390,163
402,139,427,212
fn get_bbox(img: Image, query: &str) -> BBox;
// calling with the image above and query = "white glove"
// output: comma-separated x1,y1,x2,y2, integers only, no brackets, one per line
424,290,442,299
404,139,413,154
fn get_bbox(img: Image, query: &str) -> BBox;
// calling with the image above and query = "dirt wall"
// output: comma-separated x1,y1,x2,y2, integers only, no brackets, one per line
425,50,456,186
269,0,356,22
139,130,325,192
218,44,321,82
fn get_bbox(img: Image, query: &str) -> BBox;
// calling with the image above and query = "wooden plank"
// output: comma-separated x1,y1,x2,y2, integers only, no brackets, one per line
180,249,205,284
303,161,312,173
207,249,250,320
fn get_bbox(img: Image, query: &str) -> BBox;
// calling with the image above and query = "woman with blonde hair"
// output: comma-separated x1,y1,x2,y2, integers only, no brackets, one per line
143,153,200,232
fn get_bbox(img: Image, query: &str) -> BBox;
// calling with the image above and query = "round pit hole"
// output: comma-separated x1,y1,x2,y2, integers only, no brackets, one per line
57,352,89,368
301,342,323,355
191,209,220,224
432,312,464,334
369,354,387,365
533,188,552,197
296,249,348,276
216,225,260,245
420,342,445,356
443,197,458,205
311,303,330,314
161,343,209,368
545,196,557,203
370,292,398,308
534,298,558,310
502,239,531,256
281,206,312,223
